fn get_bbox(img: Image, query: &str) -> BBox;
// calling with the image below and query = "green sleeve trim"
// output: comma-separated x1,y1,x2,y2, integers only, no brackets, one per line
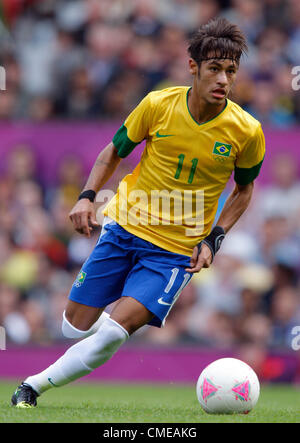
234,157,264,185
112,124,139,158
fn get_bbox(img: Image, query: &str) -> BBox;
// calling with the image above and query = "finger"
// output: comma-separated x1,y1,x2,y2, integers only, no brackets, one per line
186,254,210,273
186,265,203,273
186,265,204,273
189,247,199,267
73,213,91,237
185,266,202,273
185,260,204,273
79,212,91,237
185,247,199,271
72,213,81,231
89,212,100,227
200,244,213,265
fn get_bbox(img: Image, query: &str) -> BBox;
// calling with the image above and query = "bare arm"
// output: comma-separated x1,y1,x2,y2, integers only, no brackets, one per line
186,182,254,273
69,143,121,237
81,142,121,193
215,182,254,233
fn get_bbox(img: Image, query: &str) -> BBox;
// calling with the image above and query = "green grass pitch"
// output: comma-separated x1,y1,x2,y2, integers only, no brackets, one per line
0,381,299,423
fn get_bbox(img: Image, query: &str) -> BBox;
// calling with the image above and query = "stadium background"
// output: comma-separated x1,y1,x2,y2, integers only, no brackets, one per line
0,0,299,385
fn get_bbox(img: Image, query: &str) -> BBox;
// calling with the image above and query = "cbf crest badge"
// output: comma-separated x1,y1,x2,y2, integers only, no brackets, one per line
74,270,87,288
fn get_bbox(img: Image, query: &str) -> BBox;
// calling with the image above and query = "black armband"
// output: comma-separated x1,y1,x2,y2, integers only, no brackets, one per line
197,226,225,262
78,190,96,202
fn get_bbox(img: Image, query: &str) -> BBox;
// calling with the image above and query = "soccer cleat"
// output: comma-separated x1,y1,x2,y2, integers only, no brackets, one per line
11,382,39,408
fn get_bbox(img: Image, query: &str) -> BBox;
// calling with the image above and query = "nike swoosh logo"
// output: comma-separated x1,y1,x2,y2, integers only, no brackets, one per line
48,377,58,387
156,131,174,138
158,297,172,306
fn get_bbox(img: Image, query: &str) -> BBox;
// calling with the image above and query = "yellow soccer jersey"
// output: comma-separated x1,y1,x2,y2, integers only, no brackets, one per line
103,86,265,256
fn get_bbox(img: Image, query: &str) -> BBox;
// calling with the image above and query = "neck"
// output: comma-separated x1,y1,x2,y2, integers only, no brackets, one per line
188,87,226,124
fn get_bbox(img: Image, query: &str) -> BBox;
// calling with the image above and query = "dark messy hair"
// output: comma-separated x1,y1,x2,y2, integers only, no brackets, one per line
188,18,248,66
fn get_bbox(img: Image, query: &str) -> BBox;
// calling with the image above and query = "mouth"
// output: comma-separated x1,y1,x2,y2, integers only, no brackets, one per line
211,89,226,99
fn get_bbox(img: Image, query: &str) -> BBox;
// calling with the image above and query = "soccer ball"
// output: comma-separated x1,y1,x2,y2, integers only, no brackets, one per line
196,358,260,414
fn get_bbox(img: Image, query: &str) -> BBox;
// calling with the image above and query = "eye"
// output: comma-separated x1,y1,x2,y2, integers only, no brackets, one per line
210,66,218,72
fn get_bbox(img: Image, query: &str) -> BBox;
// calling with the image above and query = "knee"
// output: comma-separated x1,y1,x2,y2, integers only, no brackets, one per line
82,318,129,369
64,305,96,331
109,315,152,336
62,311,91,339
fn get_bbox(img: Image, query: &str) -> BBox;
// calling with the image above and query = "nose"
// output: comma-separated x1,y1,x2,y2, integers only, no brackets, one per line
216,70,228,86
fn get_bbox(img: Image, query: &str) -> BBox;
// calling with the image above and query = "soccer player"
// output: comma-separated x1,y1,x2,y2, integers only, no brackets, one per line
12,18,265,407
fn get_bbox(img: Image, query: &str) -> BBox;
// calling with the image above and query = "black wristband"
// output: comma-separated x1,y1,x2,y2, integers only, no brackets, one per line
78,190,96,202
197,226,225,262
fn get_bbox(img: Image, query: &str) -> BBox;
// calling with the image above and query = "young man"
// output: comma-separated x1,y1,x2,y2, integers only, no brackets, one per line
12,18,265,407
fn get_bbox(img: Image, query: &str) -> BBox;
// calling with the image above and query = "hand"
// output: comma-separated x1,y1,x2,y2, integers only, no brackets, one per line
185,243,212,273
69,199,100,237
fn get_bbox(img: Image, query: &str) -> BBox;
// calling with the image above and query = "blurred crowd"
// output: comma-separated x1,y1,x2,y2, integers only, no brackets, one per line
0,0,299,126
0,1,300,383
0,143,300,362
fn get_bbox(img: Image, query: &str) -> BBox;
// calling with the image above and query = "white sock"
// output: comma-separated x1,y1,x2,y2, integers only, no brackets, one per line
90,312,111,334
61,310,110,339
24,318,128,395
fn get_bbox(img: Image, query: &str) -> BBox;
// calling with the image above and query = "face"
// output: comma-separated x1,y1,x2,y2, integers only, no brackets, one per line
189,56,238,104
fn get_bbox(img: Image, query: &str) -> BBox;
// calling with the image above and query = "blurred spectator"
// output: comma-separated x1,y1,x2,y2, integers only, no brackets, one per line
270,286,300,348
0,89,18,119
57,66,97,119
246,81,296,127
223,0,265,44
287,0,300,66
6,143,38,184
28,95,54,121
258,153,300,218
0,0,298,122
263,0,291,30
196,0,221,26
238,313,272,347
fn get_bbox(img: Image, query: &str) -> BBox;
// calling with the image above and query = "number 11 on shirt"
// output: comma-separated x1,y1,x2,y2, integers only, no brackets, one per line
174,154,198,184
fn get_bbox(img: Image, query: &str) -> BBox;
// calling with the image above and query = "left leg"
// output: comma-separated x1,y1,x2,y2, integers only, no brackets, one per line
61,300,111,339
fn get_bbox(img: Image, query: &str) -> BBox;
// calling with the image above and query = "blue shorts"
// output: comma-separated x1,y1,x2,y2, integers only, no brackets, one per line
69,218,193,327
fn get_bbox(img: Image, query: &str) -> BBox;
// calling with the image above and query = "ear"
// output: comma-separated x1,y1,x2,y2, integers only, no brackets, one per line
188,58,198,76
